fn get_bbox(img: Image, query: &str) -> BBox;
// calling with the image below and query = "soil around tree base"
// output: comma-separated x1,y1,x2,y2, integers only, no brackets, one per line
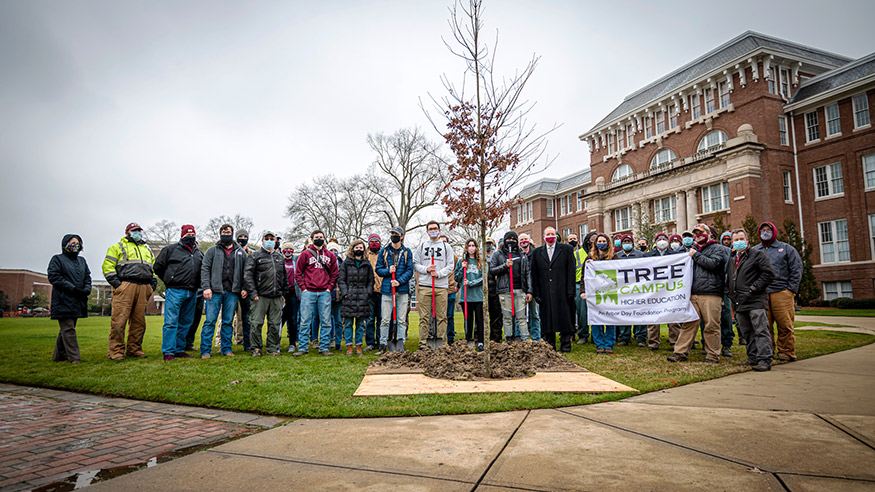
368,340,581,380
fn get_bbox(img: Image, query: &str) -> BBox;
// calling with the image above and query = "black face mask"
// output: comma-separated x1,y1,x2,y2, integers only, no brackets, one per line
237,238,248,247
505,241,517,251
390,235,402,244
220,234,233,245
638,245,648,252
568,240,578,248
354,250,364,257
313,238,325,247
181,236,196,247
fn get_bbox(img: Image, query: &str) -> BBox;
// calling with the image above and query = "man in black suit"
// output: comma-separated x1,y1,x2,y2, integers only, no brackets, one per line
530,226,576,352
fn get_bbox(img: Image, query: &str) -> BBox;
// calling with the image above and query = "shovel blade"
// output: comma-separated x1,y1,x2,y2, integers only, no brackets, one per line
427,316,443,349
387,339,405,352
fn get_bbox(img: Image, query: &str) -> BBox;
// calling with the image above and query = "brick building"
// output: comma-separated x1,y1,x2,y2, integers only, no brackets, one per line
0,269,52,312
512,31,875,300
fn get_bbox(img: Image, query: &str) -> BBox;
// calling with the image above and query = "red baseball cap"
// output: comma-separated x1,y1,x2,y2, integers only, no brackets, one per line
125,222,142,233
181,225,196,237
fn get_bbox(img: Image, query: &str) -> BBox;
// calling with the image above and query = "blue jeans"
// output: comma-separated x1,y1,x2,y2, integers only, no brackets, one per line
299,290,332,352
617,325,631,342
162,288,197,355
344,317,366,346
446,294,457,343
575,284,589,340
592,325,616,350
528,300,541,341
201,292,239,355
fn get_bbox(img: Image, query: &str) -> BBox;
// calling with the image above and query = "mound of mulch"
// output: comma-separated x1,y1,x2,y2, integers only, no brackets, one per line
368,340,581,380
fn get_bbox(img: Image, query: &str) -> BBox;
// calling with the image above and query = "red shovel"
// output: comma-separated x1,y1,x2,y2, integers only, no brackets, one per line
508,251,515,317
463,263,468,321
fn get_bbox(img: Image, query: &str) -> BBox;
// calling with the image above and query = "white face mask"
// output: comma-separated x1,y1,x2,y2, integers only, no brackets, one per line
670,241,680,250
656,240,669,250
428,230,440,239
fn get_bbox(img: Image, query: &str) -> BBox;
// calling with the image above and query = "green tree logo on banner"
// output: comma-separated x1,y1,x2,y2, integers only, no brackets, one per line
593,270,619,305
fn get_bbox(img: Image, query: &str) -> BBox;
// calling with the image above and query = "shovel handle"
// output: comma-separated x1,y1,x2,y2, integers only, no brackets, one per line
509,252,515,316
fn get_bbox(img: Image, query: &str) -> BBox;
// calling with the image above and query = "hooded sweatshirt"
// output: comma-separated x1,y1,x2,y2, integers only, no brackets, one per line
47,234,92,319
753,222,803,293
295,244,339,292
413,239,454,288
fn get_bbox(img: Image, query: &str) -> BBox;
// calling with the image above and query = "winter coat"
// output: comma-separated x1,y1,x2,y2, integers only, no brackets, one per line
530,243,576,335
338,255,375,318
47,234,92,319
295,245,339,292
615,248,644,259
726,247,776,311
244,248,288,299
488,245,532,295
284,256,302,298
375,244,414,295
690,241,730,296
753,222,803,294
153,241,204,291
367,250,383,293
200,243,247,294
454,256,484,303
644,247,678,257
102,236,156,289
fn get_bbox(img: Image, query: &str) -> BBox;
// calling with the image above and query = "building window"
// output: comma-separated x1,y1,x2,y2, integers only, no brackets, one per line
780,68,791,99
826,103,841,137
823,281,853,301
864,154,875,189
563,228,572,240
805,111,820,142
813,162,844,198
701,182,730,213
691,93,701,119
782,171,793,203
614,206,631,231
819,219,850,264
561,196,567,216
870,214,875,259
768,67,777,94
607,133,615,154
853,93,870,128
583,200,588,210
617,129,625,152
577,192,583,211
655,110,666,134
653,195,677,223
696,130,728,152
527,202,532,221
517,206,522,224
718,81,730,108
644,116,653,139
668,104,678,128
625,124,634,148
546,199,553,217
611,164,634,182
650,149,676,169
579,223,589,239
704,88,715,114
778,116,788,145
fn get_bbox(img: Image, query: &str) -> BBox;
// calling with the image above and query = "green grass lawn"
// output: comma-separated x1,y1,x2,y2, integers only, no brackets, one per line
798,308,875,317
1,314,871,419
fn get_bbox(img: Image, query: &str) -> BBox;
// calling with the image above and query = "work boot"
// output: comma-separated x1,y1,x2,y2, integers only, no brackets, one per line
637,341,646,348
292,350,308,357
753,362,771,371
721,347,733,358
345,346,353,356
319,350,334,356
666,353,687,363
355,344,363,355
616,341,628,347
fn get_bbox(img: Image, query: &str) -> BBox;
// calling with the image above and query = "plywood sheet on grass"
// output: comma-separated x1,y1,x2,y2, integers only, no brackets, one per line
353,371,637,397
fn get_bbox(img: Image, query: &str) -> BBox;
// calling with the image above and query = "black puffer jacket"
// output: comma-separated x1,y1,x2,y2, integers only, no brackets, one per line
690,241,730,296
488,244,532,295
726,247,775,311
153,241,204,291
244,248,288,299
338,255,375,318
48,234,92,319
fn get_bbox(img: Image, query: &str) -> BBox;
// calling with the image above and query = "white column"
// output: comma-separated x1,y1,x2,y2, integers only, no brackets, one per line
603,212,612,235
633,202,642,237
675,190,687,233
686,188,698,230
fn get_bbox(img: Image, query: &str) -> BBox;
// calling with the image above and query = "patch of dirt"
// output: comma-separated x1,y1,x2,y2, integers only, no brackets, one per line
368,340,580,380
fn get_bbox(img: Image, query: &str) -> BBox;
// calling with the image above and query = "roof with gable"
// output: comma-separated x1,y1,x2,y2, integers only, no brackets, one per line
788,52,875,106
584,31,852,137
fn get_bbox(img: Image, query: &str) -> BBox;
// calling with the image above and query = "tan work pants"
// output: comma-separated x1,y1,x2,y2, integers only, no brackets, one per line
767,289,796,360
108,282,152,359
417,285,448,349
674,294,722,360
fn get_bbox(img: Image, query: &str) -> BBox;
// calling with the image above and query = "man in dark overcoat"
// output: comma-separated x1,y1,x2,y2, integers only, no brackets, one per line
530,226,576,352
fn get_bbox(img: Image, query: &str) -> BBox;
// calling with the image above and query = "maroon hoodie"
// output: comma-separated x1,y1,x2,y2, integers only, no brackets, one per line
295,245,339,292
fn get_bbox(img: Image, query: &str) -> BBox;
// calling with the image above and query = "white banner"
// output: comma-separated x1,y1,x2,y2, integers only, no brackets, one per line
584,254,700,325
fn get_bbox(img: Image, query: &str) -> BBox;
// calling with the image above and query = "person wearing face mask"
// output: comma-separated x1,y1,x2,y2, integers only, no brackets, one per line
583,233,617,354
48,234,91,363
637,237,649,253
642,232,677,350
530,226,576,352
439,234,461,344
363,233,384,352
668,234,683,252
293,230,340,356
232,230,254,350
338,240,375,355
244,231,289,357
680,231,696,252
280,242,301,353
668,223,729,363
103,222,157,361
375,226,414,351
726,229,776,371
615,234,645,347
612,233,624,253
413,221,454,349
567,233,589,346
753,222,802,362
485,237,503,343
455,238,485,349
201,224,248,357
153,225,204,361
518,233,541,342
489,231,533,342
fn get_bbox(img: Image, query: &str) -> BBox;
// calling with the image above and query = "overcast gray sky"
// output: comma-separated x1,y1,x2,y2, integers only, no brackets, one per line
1,0,873,279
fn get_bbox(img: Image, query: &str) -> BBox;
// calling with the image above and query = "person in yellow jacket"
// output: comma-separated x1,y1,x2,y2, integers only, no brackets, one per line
102,222,157,360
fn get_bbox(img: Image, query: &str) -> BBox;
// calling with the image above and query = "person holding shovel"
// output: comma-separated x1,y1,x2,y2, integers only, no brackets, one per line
454,238,485,350
375,226,414,351
489,231,532,342
413,221,454,350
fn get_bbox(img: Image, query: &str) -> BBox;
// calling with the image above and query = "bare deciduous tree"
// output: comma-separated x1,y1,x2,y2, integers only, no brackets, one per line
144,220,178,248
203,214,254,241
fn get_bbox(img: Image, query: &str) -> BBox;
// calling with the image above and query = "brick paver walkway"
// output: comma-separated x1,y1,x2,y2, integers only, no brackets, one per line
0,388,277,491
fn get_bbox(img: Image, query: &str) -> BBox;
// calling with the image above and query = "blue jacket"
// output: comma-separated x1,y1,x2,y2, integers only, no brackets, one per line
375,243,414,295
454,257,484,303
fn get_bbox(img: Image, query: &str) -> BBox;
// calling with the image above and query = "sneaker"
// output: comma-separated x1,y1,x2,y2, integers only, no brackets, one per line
319,350,334,356
127,353,148,358
174,352,193,359
721,348,733,358
576,339,587,345
223,352,235,357
703,358,719,364
476,343,484,352
596,348,605,354
666,354,687,363
363,344,377,352
201,353,211,360
292,350,308,357
287,345,297,353
252,349,262,357
163,354,175,362
616,341,628,347
268,351,280,356
637,341,646,348
335,343,341,351
753,362,772,371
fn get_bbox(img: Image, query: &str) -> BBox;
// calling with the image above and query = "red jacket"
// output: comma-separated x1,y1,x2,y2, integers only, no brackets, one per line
295,245,339,292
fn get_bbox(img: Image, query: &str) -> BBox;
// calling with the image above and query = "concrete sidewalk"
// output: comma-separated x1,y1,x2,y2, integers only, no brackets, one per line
89,339,875,491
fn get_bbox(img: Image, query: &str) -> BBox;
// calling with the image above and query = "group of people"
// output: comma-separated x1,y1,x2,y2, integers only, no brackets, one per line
47,218,801,373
